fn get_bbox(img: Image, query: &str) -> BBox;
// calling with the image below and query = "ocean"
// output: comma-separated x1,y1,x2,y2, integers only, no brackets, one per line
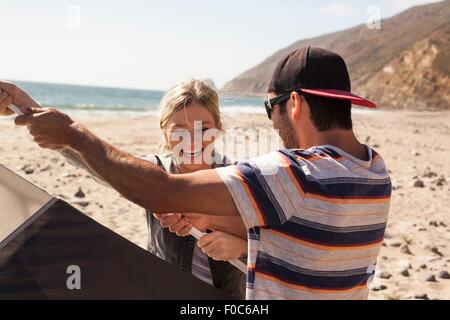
12,81,266,118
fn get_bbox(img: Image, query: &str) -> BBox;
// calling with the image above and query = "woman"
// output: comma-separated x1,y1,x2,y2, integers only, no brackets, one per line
61,80,247,299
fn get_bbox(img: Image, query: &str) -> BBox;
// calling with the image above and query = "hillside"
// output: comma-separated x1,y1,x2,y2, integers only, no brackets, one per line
222,1,450,110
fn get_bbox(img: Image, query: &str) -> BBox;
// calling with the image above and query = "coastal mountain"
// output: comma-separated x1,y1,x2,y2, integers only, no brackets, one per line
222,1,450,110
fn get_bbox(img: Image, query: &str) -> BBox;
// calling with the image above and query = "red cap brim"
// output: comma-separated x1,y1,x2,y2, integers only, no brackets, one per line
300,89,377,109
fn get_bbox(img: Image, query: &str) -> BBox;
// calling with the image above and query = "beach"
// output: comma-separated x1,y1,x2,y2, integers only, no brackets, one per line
0,110,449,300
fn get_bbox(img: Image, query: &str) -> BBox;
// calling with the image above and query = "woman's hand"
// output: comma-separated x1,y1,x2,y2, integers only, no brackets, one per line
197,231,247,261
0,88,14,116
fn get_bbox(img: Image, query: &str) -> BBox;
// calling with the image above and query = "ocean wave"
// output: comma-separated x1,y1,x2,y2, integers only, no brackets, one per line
52,103,267,117
66,105,266,119
47,103,151,112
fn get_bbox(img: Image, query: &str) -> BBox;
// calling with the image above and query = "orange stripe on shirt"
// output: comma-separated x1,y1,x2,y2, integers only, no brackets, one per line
307,192,391,205
256,272,369,294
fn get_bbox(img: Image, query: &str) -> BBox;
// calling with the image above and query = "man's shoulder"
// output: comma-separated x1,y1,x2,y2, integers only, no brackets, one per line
246,149,313,166
231,150,298,176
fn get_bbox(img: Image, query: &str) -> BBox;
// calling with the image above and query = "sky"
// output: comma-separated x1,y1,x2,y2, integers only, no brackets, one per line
1,0,442,91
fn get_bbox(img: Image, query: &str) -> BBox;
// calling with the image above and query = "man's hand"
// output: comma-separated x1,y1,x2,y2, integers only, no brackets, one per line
153,214,190,236
197,231,247,261
153,213,208,237
15,107,78,150
0,81,41,115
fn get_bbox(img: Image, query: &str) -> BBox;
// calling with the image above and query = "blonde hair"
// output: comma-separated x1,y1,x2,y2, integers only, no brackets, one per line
158,80,223,152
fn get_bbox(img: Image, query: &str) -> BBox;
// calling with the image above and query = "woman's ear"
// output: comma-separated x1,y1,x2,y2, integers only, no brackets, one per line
290,92,303,121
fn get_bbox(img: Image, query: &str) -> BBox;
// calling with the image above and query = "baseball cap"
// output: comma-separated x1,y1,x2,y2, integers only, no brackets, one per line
268,46,376,109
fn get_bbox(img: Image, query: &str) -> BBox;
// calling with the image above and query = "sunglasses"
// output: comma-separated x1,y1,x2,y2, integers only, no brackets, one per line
264,89,303,120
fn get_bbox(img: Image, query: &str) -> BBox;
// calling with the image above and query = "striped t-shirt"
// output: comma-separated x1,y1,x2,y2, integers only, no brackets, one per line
216,145,391,300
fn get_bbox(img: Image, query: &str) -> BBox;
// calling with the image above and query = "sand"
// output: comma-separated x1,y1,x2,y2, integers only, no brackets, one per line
0,110,449,300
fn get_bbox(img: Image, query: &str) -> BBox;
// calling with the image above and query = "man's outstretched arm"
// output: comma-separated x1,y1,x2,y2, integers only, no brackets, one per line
23,110,239,216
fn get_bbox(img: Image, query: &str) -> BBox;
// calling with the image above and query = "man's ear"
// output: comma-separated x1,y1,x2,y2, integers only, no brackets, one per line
290,92,303,121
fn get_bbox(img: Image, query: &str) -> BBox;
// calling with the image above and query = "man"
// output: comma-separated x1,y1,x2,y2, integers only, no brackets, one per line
0,47,391,300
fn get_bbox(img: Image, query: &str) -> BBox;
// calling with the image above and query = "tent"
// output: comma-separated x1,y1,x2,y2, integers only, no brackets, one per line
0,164,229,299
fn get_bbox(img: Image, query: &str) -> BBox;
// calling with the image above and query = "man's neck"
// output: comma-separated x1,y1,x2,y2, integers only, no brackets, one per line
299,129,368,161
